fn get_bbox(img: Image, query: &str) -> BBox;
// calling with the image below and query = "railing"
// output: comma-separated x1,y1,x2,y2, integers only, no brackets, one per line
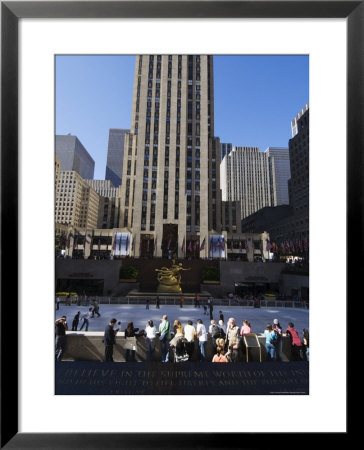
57,296,309,309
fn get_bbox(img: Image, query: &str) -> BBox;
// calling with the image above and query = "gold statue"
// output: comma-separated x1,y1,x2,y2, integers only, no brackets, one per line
155,259,191,293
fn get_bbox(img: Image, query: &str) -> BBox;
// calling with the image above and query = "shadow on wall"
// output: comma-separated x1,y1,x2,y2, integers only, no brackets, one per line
62,334,294,362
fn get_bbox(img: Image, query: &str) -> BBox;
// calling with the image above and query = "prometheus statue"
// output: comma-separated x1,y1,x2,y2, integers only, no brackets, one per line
155,259,191,293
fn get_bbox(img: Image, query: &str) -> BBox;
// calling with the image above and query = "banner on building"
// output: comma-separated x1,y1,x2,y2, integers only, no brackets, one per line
209,235,226,259
113,232,131,256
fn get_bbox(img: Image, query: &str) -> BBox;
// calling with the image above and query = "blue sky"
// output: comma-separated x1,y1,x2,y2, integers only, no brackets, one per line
56,55,308,180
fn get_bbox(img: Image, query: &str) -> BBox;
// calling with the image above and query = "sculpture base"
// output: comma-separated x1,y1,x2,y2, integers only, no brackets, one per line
157,285,182,293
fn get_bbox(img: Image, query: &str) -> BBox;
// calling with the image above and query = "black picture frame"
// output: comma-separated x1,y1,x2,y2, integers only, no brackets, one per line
1,0,356,447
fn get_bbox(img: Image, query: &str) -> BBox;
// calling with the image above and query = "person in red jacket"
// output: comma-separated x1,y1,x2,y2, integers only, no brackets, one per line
286,322,304,361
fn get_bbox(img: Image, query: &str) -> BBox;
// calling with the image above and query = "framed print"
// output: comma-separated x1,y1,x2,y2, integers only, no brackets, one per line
1,0,358,447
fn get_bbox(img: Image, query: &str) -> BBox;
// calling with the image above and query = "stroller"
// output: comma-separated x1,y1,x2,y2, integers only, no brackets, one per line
172,337,189,363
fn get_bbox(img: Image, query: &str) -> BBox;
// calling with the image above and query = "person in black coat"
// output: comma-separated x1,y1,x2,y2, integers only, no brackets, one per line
208,298,214,320
104,319,118,362
72,312,81,331
124,322,139,362
55,316,68,361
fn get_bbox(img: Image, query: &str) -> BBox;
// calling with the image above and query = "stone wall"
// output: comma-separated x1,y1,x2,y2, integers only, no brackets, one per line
62,332,294,362
220,261,285,284
279,273,309,299
56,259,121,295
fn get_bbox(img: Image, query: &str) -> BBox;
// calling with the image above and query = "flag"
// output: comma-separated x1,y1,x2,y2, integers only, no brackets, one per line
245,240,249,253
125,234,129,252
181,237,185,253
217,238,221,248
266,240,272,251
239,241,242,252
188,240,192,252
200,238,205,251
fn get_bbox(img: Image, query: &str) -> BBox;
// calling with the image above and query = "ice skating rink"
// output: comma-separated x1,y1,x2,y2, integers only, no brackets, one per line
57,303,309,335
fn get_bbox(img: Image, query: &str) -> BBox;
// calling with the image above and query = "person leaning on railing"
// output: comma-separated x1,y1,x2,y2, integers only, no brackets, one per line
145,320,157,362
55,316,68,361
103,318,119,362
124,322,139,362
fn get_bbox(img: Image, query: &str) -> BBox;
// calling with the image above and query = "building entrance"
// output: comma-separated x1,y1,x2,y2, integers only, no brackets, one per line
162,224,178,259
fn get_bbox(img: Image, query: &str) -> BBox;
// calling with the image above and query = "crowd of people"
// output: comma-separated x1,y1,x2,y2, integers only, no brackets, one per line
55,308,309,363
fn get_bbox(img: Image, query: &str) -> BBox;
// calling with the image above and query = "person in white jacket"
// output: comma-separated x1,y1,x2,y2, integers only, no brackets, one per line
196,319,207,362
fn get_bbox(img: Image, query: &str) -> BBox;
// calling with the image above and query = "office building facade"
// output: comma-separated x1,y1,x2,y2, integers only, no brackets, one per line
105,128,129,188
241,106,309,245
119,55,222,258
289,105,309,214
56,134,95,179
55,170,99,228
265,146,290,206
220,142,232,161
85,179,122,229
221,146,273,220
85,179,118,197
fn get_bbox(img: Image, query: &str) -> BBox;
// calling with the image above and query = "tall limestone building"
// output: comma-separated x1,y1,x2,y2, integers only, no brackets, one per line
119,55,222,258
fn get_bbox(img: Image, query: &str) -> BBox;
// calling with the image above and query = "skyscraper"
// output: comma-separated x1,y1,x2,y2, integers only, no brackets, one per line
105,128,129,188
288,105,309,215
119,55,221,258
55,170,99,228
265,147,290,206
220,146,273,220
85,180,122,229
220,142,232,161
241,106,309,244
56,134,95,179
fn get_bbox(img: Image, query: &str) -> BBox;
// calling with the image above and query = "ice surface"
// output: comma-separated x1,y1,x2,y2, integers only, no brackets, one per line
57,303,309,335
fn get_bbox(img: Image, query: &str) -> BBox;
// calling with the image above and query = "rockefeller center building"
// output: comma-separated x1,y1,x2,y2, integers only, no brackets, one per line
119,55,223,258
